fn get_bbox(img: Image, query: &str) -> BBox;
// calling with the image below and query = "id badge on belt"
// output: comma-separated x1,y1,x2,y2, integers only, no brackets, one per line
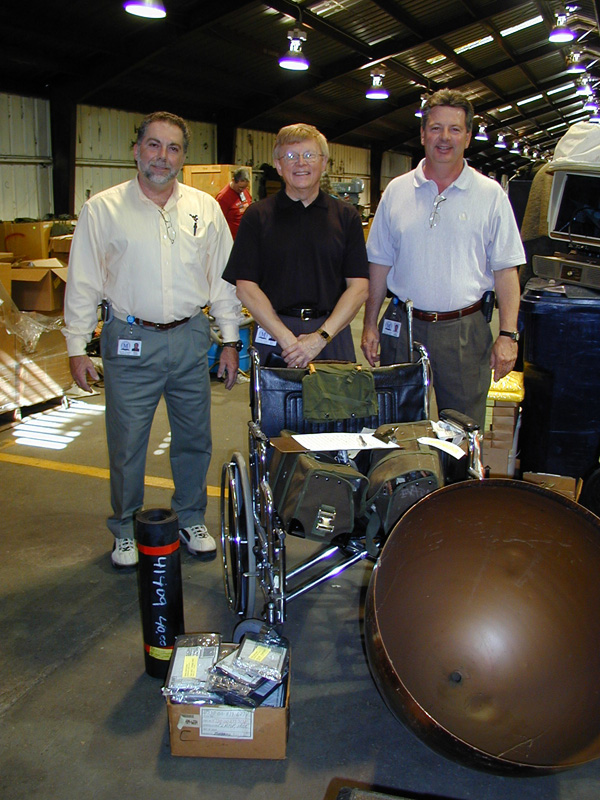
255,326,277,347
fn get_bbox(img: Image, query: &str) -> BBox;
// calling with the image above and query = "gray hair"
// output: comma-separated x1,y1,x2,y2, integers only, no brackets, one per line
233,168,251,183
273,123,329,161
421,89,474,133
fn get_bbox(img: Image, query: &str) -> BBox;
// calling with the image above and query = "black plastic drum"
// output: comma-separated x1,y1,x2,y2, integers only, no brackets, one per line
365,479,600,774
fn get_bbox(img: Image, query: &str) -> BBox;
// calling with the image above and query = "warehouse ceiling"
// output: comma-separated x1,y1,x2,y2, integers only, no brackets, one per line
3,0,600,174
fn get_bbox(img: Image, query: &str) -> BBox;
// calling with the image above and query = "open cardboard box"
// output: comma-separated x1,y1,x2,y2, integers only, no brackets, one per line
166,643,290,760
11,259,68,312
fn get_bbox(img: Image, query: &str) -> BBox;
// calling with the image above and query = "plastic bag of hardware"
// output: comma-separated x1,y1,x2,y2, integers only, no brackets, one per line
162,633,222,704
235,631,289,682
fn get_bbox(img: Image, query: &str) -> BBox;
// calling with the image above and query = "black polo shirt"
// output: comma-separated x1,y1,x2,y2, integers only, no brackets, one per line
222,189,369,311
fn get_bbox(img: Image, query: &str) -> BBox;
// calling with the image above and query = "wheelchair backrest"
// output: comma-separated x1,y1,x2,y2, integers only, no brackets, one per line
251,348,431,440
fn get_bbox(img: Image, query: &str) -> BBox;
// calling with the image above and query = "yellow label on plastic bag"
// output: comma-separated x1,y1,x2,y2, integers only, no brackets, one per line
248,645,270,663
182,655,198,678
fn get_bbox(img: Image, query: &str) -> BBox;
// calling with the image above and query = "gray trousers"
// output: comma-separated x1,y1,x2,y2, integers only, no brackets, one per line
101,313,212,539
379,301,492,431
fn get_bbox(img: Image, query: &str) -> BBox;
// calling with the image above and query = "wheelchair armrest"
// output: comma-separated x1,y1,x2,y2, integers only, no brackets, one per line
439,408,479,434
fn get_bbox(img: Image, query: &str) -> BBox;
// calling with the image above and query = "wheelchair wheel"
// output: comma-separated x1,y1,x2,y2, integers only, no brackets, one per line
220,452,256,618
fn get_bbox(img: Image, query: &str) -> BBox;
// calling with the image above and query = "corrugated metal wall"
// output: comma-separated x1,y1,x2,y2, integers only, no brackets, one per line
381,151,412,190
0,93,53,222
1,96,390,220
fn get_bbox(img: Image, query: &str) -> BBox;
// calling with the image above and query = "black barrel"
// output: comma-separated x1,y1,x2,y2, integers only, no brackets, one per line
135,508,185,679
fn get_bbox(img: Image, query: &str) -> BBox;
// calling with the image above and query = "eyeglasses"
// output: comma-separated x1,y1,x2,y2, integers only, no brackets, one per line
279,151,324,163
429,194,446,228
158,207,176,244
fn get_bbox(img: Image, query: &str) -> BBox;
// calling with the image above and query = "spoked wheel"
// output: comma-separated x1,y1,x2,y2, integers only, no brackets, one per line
220,452,256,618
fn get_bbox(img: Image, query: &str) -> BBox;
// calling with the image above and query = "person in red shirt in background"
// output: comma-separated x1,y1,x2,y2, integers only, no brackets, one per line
216,168,252,238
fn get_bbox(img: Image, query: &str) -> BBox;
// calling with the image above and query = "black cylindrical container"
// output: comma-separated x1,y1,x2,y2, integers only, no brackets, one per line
135,508,184,679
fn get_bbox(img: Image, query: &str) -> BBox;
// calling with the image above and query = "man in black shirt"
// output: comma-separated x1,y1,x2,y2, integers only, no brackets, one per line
223,123,369,367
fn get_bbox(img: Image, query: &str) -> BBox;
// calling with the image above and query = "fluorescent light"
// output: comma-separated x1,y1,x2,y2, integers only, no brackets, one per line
501,16,543,37
547,82,575,95
517,94,543,106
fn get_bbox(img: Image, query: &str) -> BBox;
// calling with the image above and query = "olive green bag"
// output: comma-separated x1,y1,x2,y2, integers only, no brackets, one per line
302,363,378,422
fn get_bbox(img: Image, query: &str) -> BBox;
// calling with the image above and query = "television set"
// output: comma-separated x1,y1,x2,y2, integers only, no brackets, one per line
548,170,600,250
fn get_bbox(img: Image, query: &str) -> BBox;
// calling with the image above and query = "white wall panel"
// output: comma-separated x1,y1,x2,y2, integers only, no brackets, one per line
0,93,53,220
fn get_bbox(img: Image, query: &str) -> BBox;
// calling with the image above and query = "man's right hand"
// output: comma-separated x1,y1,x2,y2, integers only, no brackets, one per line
361,324,380,367
69,355,100,393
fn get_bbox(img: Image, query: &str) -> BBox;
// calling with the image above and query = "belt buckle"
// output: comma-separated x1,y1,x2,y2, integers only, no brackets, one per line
300,308,311,321
431,311,438,322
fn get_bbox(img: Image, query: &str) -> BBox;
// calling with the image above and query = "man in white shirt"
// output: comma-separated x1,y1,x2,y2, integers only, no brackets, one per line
361,89,524,430
64,111,242,569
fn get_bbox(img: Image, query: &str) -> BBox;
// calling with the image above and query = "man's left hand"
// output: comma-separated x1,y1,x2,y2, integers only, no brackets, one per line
490,336,518,383
281,332,327,369
217,347,239,390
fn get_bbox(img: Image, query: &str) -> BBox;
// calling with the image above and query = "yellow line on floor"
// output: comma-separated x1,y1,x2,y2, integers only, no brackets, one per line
0,452,221,496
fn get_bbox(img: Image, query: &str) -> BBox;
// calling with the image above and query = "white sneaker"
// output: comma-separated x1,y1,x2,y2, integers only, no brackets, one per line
111,537,138,569
179,524,216,560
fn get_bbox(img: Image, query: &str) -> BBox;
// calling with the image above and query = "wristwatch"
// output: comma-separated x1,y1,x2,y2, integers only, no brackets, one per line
317,327,332,342
222,340,243,351
499,330,520,342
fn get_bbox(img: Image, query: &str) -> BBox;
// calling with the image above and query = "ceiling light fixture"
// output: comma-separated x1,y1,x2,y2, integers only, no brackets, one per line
584,95,598,111
366,68,389,100
123,0,166,18
510,139,521,154
474,123,488,141
566,49,586,72
575,76,592,95
279,27,309,71
549,8,576,43
414,95,426,117
495,133,507,149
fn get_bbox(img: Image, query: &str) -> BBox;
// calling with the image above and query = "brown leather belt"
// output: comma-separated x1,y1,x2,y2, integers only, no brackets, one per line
134,316,191,330
412,299,482,323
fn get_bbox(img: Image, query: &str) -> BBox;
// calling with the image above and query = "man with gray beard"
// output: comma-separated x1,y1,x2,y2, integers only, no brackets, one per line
64,111,242,569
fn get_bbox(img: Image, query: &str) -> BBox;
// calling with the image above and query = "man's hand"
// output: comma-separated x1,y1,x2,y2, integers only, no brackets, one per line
360,323,380,367
69,355,100,393
218,347,239,390
281,331,327,369
490,336,518,382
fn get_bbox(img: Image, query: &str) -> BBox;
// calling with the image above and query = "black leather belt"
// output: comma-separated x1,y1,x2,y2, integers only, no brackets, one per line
410,299,482,323
277,306,330,320
134,316,191,330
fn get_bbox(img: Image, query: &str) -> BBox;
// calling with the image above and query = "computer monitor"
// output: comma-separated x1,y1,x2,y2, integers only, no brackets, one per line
548,170,600,249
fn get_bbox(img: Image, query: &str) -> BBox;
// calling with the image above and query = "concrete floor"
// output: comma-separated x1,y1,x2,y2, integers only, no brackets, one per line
2,351,600,800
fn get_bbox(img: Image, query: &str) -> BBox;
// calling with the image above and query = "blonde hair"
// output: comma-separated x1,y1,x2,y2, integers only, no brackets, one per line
273,123,329,161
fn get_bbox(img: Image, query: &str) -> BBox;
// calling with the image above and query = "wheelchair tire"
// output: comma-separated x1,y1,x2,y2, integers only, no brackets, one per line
220,452,256,618
232,617,265,643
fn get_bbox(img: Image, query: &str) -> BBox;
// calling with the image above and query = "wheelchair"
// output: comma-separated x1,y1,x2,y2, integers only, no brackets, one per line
220,335,484,638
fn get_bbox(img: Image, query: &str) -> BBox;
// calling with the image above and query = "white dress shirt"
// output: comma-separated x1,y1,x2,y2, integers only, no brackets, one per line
63,177,241,356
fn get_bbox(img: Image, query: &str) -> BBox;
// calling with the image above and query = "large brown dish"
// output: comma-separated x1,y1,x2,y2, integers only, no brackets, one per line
365,479,600,774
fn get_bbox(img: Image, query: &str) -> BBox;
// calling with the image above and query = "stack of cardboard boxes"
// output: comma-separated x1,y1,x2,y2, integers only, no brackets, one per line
481,371,523,478
0,220,73,415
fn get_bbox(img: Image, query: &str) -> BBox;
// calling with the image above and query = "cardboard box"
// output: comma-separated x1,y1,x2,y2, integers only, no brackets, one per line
17,328,71,407
3,221,54,260
182,164,252,198
482,446,511,477
11,259,68,312
49,235,73,266
0,263,11,295
522,472,582,501
0,324,18,413
166,644,290,759
0,252,14,262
